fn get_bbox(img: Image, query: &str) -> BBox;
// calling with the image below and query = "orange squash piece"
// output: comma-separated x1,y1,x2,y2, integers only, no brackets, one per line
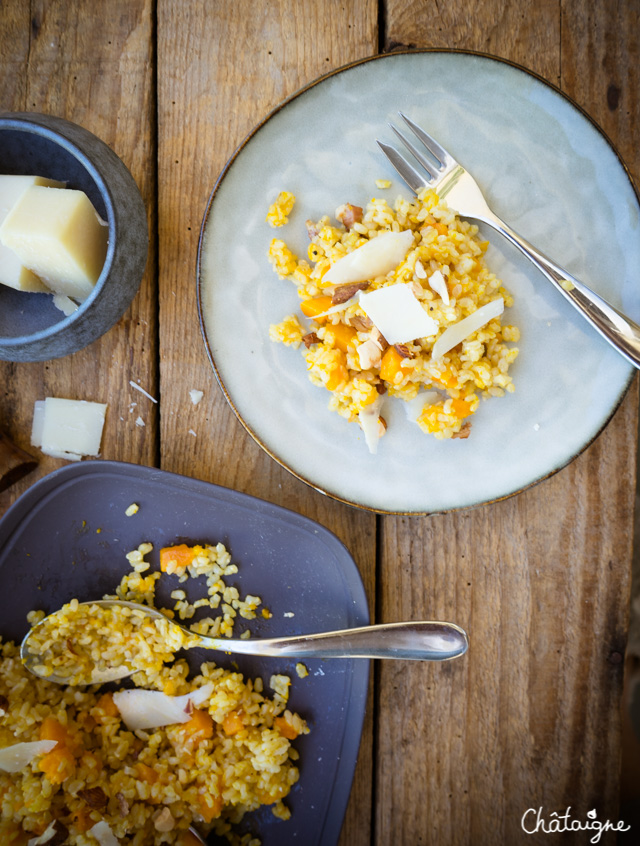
182,708,214,742
451,398,473,419
94,692,119,720
380,346,408,384
71,807,95,833
197,791,224,823
274,715,299,740
160,544,197,573
300,296,332,324
136,762,160,783
39,716,70,746
38,746,76,784
326,323,357,353
222,710,245,736
326,355,349,391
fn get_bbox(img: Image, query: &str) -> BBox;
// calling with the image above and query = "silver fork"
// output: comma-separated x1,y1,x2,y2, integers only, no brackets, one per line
377,113,640,369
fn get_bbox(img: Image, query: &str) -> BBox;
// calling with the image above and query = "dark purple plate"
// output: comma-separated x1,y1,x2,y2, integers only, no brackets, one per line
0,460,369,846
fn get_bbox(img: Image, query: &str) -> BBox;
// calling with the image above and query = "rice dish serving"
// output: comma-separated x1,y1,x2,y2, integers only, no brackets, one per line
0,542,308,846
267,187,519,450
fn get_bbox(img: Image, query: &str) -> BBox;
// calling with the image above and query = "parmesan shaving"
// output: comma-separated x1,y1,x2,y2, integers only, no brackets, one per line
359,283,438,344
323,230,414,286
358,397,384,454
0,740,57,773
404,391,440,423
428,269,450,305
113,682,214,731
129,381,158,403
431,298,504,361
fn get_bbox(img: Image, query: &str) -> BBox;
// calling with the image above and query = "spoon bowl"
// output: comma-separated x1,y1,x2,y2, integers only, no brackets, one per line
21,598,469,685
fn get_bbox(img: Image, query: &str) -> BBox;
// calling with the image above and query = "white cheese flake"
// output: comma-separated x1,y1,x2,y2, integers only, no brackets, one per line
87,821,120,846
323,230,414,286
358,396,385,454
113,683,214,731
404,391,440,423
359,283,438,344
189,389,204,405
431,297,504,361
129,380,157,403
0,740,57,773
428,269,450,305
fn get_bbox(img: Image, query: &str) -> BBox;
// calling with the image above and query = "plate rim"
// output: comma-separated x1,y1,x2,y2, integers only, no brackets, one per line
196,48,638,516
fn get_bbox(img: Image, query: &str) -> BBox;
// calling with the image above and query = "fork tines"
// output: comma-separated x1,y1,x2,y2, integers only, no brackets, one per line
377,113,453,193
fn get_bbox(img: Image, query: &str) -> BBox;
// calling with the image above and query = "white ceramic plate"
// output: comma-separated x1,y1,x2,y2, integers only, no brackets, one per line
198,51,640,514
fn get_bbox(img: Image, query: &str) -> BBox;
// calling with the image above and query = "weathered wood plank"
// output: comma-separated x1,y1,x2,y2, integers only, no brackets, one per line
0,0,158,519
375,0,638,844
156,3,378,844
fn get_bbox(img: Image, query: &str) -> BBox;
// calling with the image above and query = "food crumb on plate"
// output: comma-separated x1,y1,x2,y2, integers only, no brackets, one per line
266,191,295,228
375,178,392,189
125,502,139,516
295,663,309,678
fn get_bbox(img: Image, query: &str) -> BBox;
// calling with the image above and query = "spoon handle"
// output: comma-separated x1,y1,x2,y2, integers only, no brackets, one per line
201,621,468,662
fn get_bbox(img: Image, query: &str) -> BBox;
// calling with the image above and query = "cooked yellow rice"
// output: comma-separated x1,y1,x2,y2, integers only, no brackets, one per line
267,187,519,441
0,542,308,845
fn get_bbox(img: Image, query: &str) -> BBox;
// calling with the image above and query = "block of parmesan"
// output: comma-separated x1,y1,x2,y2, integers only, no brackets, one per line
0,185,108,301
0,175,65,292
31,397,107,461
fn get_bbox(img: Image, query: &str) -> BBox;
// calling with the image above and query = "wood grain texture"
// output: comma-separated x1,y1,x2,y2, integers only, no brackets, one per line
0,1,637,844
377,384,637,846
155,3,378,843
0,0,158,520
374,1,639,844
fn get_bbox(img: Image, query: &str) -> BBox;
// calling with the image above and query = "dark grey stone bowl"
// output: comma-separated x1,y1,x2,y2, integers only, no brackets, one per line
0,113,148,361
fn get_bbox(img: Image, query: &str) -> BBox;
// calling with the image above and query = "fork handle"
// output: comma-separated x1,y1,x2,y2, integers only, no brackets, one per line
483,212,640,369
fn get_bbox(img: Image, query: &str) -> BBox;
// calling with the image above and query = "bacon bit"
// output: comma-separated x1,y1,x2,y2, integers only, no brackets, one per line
336,203,363,230
452,422,472,439
116,792,130,817
0,694,8,715
302,332,320,348
375,382,387,395
331,281,369,305
77,786,108,810
305,219,321,240
153,807,176,832
394,344,415,359
350,315,373,331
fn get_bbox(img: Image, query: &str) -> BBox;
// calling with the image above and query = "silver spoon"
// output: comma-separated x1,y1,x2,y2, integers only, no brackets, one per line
20,599,469,685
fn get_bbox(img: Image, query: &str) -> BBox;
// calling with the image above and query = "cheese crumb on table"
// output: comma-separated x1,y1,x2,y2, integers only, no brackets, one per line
189,389,204,405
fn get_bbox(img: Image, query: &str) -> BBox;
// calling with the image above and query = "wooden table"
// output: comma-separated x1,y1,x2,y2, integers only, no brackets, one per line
1,2,638,844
